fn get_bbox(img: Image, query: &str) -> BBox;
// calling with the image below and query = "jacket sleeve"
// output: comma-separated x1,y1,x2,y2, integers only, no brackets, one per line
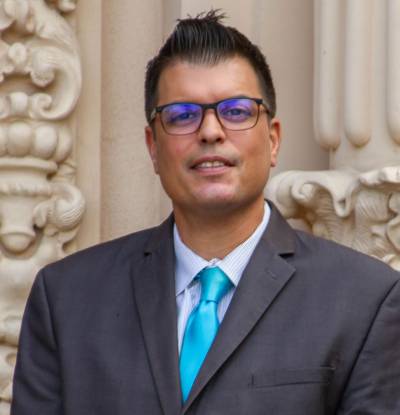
11,270,63,415
337,278,400,414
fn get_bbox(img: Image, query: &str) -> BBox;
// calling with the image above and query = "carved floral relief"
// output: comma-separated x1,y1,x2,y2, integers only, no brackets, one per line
0,1,84,412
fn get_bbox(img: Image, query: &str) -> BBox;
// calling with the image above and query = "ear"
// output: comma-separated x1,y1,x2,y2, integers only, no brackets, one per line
268,118,281,167
145,126,159,174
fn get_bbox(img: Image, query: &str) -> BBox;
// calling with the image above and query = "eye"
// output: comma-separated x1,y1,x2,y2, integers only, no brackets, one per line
162,104,201,126
218,99,255,122
224,107,250,117
220,106,251,122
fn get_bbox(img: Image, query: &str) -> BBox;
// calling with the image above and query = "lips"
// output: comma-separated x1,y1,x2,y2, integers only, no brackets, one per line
190,156,234,170
196,160,226,168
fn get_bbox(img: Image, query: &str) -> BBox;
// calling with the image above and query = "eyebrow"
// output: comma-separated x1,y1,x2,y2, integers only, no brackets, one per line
156,95,258,107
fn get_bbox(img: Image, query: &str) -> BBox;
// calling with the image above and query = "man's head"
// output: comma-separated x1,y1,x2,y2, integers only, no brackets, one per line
144,11,281,220
144,10,276,124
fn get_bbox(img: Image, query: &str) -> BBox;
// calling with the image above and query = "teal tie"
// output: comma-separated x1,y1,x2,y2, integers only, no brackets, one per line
179,266,233,401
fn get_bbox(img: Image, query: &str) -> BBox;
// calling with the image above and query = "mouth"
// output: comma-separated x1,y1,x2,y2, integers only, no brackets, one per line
190,156,235,171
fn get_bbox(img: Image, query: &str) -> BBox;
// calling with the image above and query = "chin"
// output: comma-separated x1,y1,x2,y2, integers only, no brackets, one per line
194,187,237,205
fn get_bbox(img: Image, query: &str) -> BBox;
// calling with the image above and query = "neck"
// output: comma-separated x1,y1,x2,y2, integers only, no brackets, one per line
174,199,265,260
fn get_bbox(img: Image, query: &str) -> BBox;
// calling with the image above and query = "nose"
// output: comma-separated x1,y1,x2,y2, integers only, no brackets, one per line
197,109,226,144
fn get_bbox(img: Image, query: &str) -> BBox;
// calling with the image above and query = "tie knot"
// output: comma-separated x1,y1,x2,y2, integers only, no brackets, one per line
198,266,232,303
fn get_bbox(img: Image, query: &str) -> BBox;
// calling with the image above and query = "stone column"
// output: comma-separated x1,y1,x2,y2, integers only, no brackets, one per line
100,0,168,240
267,0,400,269
0,0,84,413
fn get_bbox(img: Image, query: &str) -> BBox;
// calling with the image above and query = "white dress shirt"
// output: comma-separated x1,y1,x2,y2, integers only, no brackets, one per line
174,202,271,352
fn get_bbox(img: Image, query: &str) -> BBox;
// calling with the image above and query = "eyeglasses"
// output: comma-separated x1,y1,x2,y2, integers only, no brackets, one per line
149,96,269,135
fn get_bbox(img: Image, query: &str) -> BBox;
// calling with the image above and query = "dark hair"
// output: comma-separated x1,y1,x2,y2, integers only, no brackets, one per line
144,10,276,123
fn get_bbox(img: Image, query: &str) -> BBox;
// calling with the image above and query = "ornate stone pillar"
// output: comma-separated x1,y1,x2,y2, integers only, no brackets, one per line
267,0,400,270
0,0,84,412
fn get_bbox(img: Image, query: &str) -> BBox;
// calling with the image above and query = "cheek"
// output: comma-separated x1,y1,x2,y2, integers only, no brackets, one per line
156,140,189,174
242,138,271,184
241,136,270,166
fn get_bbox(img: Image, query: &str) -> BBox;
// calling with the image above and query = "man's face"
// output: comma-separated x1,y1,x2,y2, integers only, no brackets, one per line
145,56,281,217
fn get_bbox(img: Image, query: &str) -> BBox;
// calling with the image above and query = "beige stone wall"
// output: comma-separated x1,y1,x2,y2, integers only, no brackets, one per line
75,0,102,248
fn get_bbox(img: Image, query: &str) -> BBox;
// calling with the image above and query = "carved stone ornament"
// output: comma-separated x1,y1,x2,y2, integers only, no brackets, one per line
269,0,400,272
268,166,400,270
0,1,84,413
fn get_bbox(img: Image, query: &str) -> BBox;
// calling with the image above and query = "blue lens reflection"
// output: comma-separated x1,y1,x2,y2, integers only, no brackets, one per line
162,103,202,126
218,98,255,123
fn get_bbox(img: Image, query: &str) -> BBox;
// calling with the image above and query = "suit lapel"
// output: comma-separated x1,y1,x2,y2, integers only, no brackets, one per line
131,216,182,415
182,205,297,412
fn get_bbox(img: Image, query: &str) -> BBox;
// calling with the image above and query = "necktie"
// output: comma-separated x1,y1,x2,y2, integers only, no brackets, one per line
179,266,233,401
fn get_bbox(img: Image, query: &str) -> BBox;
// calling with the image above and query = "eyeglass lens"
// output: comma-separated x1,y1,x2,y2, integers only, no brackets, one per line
160,98,259,135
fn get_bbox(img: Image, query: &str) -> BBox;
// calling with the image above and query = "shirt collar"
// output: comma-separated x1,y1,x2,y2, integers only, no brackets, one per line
174,202,271,296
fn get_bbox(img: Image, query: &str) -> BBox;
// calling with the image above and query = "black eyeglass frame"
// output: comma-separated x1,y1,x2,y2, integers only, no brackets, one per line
149,96,270,135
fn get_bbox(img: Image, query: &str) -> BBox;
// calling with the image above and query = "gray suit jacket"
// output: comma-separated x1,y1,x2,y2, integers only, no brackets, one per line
12,205,400,414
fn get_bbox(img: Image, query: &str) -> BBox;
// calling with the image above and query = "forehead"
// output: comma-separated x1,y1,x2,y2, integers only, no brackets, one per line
157,56,263,105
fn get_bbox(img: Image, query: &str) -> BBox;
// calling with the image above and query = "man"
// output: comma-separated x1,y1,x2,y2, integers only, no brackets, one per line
12,11,400,415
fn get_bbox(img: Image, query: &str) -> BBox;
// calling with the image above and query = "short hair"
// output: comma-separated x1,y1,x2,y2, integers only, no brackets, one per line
144,10,276,123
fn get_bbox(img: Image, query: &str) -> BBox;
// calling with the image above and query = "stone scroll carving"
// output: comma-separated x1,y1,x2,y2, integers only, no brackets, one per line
268,167,400,270
0,1,83,413
268,0,400,270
